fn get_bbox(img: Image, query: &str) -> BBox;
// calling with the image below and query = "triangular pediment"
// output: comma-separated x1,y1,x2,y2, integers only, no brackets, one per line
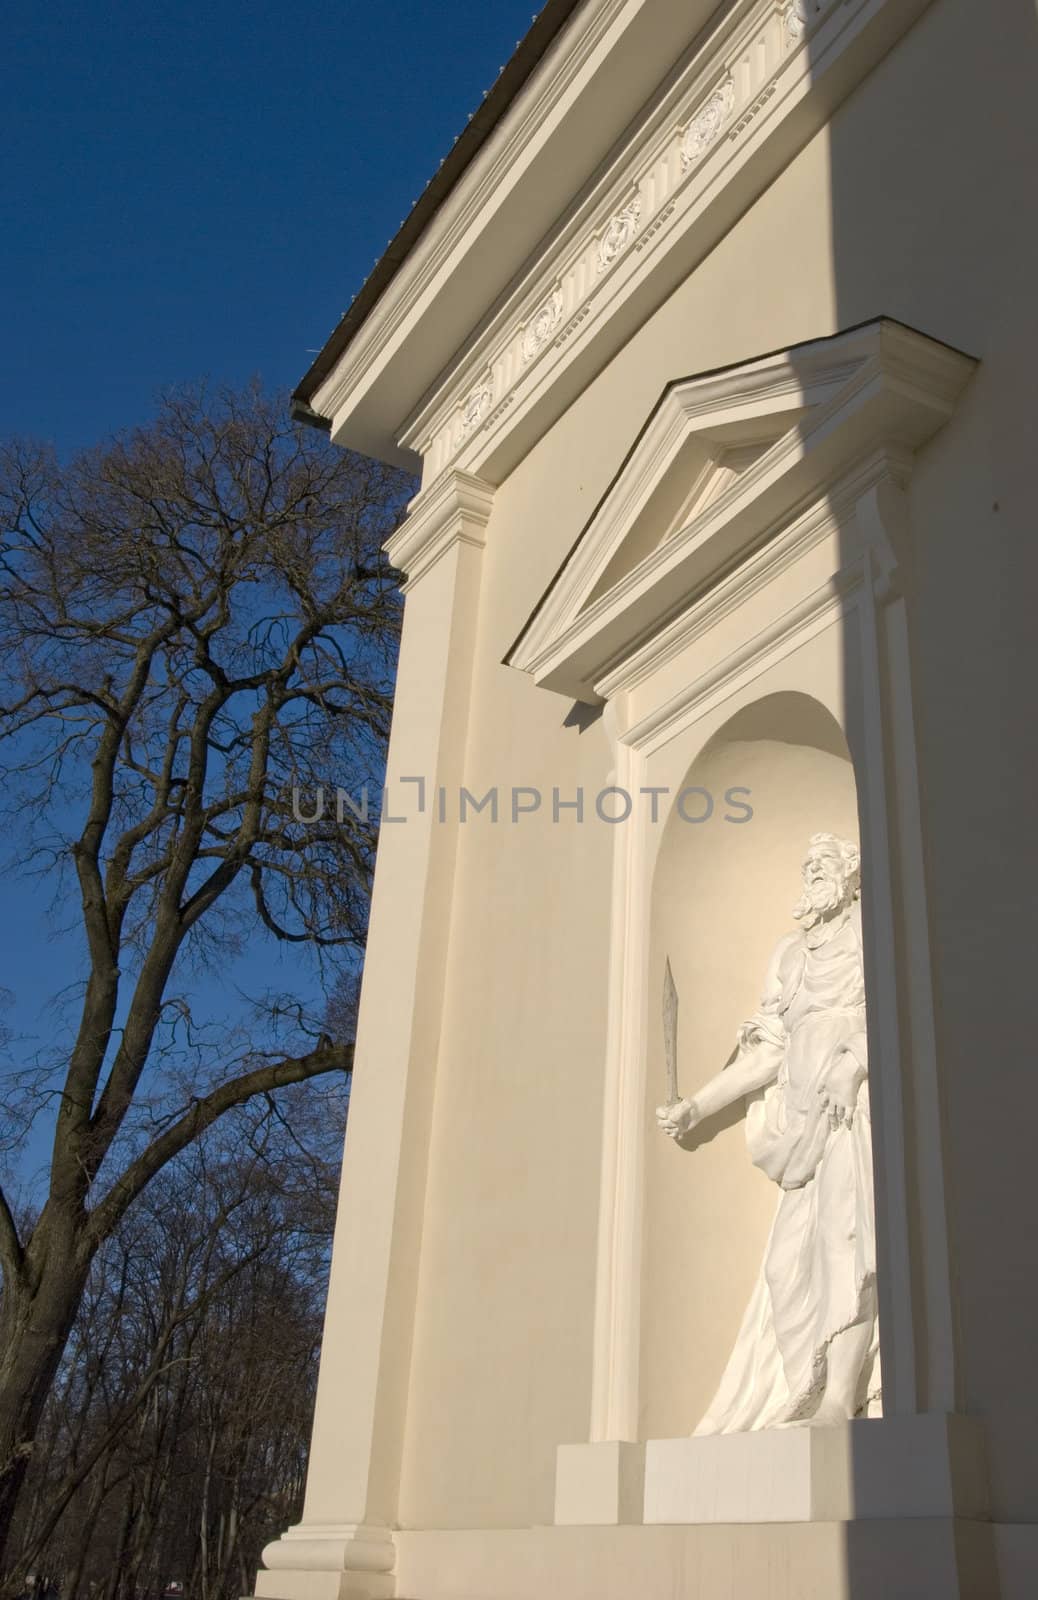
584,429,785,606
506,320,975,702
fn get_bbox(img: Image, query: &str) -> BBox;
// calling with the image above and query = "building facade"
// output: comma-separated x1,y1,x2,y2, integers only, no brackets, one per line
254,2,1038,1595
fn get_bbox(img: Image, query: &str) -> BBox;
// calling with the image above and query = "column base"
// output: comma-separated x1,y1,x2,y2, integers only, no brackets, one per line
254,1522,395,1600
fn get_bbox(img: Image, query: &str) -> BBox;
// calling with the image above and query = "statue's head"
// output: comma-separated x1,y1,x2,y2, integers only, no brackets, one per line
793,833,860,927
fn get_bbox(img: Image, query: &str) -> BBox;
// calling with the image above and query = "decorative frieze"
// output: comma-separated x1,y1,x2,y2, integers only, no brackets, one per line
730,81,778,139
410,0,916,482
783,0,836,45
555,304,592,347
680,79,735,169
521,287,565,361
783,0,810,42
485,392,517,431
635,200,677,252
597,198,642,273
462,379,494,433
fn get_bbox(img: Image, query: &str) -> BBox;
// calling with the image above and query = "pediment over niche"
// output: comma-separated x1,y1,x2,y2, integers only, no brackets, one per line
506,319,976,703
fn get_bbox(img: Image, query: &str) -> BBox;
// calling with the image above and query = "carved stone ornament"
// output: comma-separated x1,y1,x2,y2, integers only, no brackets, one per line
680,79,736,169
783,0,809,42
462,380,494,432
596,197,642,273
784,0,834,45
521,287,565,362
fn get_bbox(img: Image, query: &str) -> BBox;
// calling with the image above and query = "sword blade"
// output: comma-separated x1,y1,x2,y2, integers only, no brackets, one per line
662,957,679,1104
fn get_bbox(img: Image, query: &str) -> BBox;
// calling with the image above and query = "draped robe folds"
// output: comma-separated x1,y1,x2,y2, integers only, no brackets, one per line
694,901,882,1434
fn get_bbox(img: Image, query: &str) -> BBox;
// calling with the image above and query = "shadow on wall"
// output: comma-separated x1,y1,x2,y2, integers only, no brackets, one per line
799,0,1038,1588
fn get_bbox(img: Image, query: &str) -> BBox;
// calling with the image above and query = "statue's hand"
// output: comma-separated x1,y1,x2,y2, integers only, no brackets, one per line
656,1098,700,1141
818,1050,865,1131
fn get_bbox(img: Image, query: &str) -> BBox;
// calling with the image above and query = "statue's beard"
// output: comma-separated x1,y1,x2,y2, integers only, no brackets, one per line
793,874,847,929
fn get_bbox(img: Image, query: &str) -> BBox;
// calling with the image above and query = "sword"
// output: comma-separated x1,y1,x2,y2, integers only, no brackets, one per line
662,957,680,1106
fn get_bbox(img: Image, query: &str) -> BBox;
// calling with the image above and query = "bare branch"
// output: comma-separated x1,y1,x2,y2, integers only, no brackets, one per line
86,1041,351,1249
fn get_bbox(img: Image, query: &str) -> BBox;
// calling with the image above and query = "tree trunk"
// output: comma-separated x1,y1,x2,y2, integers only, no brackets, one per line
99,1488,136,1600
0,1238,91,1590
58,1463,108,1600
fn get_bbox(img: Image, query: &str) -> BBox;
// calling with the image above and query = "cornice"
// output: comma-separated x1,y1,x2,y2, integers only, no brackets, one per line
384,0,939,485
312,0,630,412
384,469,495,590
507,320,976,702
292,0,588,412
312,0,725,465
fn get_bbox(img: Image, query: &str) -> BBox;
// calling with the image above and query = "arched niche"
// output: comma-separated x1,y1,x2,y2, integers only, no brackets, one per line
639,691,860,1438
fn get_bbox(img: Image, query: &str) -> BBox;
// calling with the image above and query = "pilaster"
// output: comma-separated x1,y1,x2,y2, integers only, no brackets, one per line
255,470,494,1600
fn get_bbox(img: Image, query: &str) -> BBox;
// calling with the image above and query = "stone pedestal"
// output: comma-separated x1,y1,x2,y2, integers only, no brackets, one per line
555,1441,647,1526
644,1414,987,1524
556,1414,987,1527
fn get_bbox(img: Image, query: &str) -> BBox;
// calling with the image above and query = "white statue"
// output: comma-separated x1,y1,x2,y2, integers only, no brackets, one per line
657,834,881,1431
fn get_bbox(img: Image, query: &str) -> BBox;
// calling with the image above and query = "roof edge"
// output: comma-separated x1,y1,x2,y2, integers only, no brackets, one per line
292,0,586,417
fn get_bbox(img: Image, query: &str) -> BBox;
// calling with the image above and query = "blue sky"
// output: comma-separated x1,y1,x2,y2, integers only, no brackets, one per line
1,0,539,1183
3,0,540,450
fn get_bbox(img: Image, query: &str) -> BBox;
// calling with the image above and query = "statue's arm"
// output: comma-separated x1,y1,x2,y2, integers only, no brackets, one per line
657,1039,782,1138
657,936,791,1140
657,1035,783,1138
689,1036,783,1119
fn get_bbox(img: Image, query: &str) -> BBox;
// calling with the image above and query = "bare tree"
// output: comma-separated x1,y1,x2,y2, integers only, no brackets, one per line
0,383,410,1575
7,1096,343,1597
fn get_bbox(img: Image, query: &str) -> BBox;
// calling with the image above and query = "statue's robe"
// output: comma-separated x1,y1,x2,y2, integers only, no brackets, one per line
695,902,881,1434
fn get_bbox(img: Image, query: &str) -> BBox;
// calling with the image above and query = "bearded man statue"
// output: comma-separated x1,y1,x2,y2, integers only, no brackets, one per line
657,833,881,1432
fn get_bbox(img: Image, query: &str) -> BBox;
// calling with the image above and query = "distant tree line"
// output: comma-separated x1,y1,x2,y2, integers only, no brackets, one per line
6,1078,347,1600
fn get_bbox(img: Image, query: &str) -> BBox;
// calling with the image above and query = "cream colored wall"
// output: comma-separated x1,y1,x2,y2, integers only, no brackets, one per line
395,690,614,1530
398,0,1038,1531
